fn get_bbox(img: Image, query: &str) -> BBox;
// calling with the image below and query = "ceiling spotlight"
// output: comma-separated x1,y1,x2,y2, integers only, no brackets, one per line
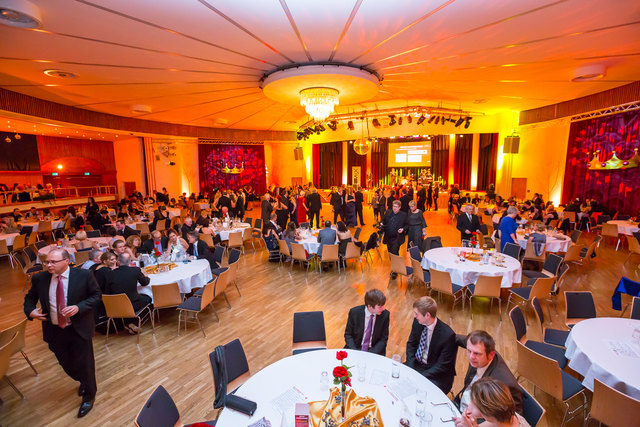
327,120,338,131
0,0,42,28
417,114,426,125
465,116,472,129
428,115,436,124
441,116,447,125
435,116,440,125
317,124,325,132
388,115,396,126
14,133,21,139
372,118,380,128
455,117,464,127
406,115,412,124
348,121,354,130
304,127,313,136
398,116,403,125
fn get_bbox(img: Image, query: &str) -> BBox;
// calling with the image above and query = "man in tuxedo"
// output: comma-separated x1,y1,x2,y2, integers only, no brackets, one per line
140,230,169,254
114,220,137,239
216,191,231,211
180,216,199,240
105,253,151,333
354,186,365,226
329,188,343,224
456,204,481,243
399,188,412,213
260,193,272,234
306,187,322,229
186,231,219,269
405,296,457,394
344,289,390,356
386,190,396,210
453,330,522,414
23,248,100,418
382,200,407,260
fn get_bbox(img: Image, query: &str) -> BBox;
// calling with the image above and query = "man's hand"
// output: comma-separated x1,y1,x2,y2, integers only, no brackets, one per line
60,305,79,317
397,228,404,234
465,230,471,234
453,409,478,427
29,308,48,321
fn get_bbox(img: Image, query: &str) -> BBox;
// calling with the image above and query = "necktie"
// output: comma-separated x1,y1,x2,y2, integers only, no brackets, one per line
56,275,68,328
361,315,375,352
415,326,429,362
468,213,472,222
193,243,198,257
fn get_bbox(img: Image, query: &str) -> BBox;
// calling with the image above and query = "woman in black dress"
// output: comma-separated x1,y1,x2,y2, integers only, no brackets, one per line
275,195,290,231
406,200,427,251
426,184,433,211
433,185,439,211
344,187,357,227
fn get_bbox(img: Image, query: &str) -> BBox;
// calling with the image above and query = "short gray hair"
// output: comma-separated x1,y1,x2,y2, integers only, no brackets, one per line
89,249,103,261
117,253,131,266
507,206,519,215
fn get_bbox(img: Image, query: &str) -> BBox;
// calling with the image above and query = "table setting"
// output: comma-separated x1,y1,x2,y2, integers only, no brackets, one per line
136,258,213,301
203,219,250,241
607,220,639,236
515,227,572,253
37,236,113,263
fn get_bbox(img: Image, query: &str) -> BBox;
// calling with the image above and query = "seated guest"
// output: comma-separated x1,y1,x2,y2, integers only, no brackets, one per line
140,230,168,254
152,206,170,231
10,208,22,222
195,210,211,228
453,378,529,427
124,235,142,260
282,221,301,251
344,289,390,356
94,251,117,292
24,206,40,220
16,185,31,202
181,216,198,240
336,221,352,257
528,223,547,256
265,212,282,239
454,331,522,414
529,205,543,221
74,230,97,251
167,228,189,257
105,253,151,334
186,230,218,269
498,207,519,252
543,205,558,225
89,209,110,232
114,220,137,239
405,296,457,394
116,205,129,221
81,249,103,270
317,220,336,258
111,239,127,257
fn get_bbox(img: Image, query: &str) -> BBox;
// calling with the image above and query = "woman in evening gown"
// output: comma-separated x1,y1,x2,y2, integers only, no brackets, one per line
344,187,357,227
297,191,308,225
406,200,427,251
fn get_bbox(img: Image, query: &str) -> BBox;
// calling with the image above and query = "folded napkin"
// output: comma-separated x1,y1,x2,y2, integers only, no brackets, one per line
309,387,382,427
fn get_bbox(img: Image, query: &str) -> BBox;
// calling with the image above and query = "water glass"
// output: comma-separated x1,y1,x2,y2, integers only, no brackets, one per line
391,354,401,378
419,412,433,427
415,389,427,417
357,362,366,382
320,370,330,390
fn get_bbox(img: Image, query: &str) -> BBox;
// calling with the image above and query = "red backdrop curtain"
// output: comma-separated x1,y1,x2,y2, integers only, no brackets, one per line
431,135,449,184
347,143,367,185
562,110,640,215
371,138,388,186
477,133,499,191
454,135,473,190
198,143,266,194
313,141,342,189
312,143,321,187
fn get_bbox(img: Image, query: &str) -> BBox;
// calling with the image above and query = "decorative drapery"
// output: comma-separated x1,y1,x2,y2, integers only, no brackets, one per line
562,110,640,214
347,142,367,186
477,133,499,191
198,143,266,194
431,135,449,184
314,141,342,189
371,138,388,186
454,134,473,190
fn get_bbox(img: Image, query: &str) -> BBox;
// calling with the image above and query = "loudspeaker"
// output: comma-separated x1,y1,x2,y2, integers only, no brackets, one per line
503,137,520,154
294,147,303,160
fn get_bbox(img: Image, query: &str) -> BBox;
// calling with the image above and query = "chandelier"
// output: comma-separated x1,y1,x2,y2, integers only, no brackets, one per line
299,87,340,121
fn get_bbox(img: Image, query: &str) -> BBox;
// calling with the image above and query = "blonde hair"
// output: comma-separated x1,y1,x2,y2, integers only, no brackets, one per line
535,223,546,232
75,230,87,240
470,378,516,423
125,234,141,248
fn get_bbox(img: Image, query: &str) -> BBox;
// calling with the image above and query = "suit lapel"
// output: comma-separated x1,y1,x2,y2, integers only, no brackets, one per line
67,268,76,306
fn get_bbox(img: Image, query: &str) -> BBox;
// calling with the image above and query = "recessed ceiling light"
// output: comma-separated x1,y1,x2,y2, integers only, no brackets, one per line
0,0,42,29
473,99,488,104
43,69,77,79
572,64,606,82
131,105,152,114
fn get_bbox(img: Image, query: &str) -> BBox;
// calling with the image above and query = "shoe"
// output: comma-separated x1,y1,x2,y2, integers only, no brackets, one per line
390,273,398,279
78,399,94,418
78,385,85,396
127,323,141,333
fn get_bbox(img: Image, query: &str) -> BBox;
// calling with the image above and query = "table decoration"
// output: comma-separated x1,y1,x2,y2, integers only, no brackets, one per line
333,350,352,421
308,387,382,427
144,262,177,274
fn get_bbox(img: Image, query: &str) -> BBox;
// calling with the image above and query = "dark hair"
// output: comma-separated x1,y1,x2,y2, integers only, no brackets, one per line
324,220,331,228
336,221,347,233
167,228,178,237
466,330,496,355
364,289,386,307
187,230,199,239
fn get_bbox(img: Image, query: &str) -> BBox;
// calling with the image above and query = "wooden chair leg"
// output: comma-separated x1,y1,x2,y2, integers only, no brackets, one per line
4,376,24,399
21,351,38,376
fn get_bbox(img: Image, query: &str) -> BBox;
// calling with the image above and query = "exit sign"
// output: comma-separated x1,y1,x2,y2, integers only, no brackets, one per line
51,172,58,176
84,172,90,176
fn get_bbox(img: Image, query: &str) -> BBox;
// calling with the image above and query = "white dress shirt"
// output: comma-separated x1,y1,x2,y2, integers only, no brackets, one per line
48,266,71,325
420,318,438,364
361,307,377,348
459,364,489,411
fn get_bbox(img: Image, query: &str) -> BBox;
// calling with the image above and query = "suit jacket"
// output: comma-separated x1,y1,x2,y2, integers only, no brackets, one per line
261,199,273,221
456,213,481,241
354,191,364,207
400,194,412,212
105,265,150,304
317,227,337,245
24,267,101,342
344,305,390,356
307,192,322,212
117,225,137,239
330,192,342,211
386,195,396,210
405,318,457,394
140,236,169,254
181,222,197,240
187,239,219,269
382,209,407,244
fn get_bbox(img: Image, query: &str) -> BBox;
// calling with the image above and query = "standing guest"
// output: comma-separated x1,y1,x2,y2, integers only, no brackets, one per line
405,296,457,394
86,197,99,216
288,192,298,227
81,249,103,270
140,230,169,254
261,193,273,234
344,289,390,356
354,186,365,226
317,220,336,258
23,248,100,418
386,189,396,211
307,187,322,229
382,200,407,262
399,188,412,213
231,192,245,220
378,190,388,222
417,185,427,212
456,204,482,244
216,191,231,212
453,378,529,427
344,187,357,227
406,201,427,251
186,231,218,269
426,184,433,211
371,190,381,224
433,184,439,211
105,253,150,334
297,191,308,226
330,188,343,224
498,206,519,252
275,196,290,231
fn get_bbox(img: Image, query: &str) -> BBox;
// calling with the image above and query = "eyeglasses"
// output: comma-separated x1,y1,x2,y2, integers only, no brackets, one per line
45,259,67,265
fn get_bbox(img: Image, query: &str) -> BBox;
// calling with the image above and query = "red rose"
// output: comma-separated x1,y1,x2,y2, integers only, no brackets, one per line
336,350,348,361
344,377,351,386
333,366,348,378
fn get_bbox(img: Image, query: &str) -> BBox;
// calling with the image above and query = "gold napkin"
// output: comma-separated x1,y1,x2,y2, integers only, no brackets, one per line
309,387,383,427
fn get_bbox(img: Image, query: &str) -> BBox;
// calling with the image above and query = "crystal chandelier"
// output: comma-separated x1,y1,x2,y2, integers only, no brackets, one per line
299,87,339,121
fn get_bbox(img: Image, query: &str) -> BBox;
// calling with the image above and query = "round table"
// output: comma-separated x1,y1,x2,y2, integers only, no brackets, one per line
216,349,460,427
124,221,151,230
38,237,113,263
137,259,212,301
0,232,20,246
204,223,250,241
18,219,65,232
421,247,522,288
607,220,639,236
516,232,572,253
565,317,640,399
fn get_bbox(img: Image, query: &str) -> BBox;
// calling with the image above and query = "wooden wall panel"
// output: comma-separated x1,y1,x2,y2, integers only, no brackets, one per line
37,136,116,170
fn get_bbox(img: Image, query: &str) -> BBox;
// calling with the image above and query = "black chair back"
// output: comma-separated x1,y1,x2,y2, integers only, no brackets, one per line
520,385,545,426
632,231,640,245
631,297,640,321
409,246,422,262
209,338,249,396
508,306,527,341
20,226,33,235
86,230,101,238
24,246,38,264
364,232,378,251
503,242,521,260
542,253,563,275
570,229,581,244
480,223,489,235
228,248,241,264
293,311,326,343
253,218,262,230
422,236,443,252
244,217,253,227
616,214,630,221
135,385,180,427
531,297,545,324
34,240,47,250
597,215,611,224
565,292,596,320
213,246,225,264
354,227,362,241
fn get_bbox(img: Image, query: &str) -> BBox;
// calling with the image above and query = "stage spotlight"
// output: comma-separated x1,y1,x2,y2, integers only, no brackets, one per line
465,116,472,129
304,127,313,136
441,116,447,125
417,114,425,125
372,118,380,128
455,117,465,127
398,116,403,125
317,124,325,132
388,115,396,126
435,116,440,125
327,120,338,131
348,121,354,130
297,132,303,140
407,115,412,124
428,115,436,124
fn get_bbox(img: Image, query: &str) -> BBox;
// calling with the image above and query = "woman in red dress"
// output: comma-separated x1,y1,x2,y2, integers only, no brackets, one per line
297,191,308,225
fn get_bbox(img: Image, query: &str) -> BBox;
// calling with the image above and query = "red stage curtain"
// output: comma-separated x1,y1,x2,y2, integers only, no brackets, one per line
312,143,321,187
477,133,498,191
198,143,266,194
314,141,342,188
562,110,640,215
371,138,388,186
454,135,473,190
431,135,449,184
347,143,367,186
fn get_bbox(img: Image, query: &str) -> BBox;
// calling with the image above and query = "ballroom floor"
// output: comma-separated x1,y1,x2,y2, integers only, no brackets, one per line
0,206,637,426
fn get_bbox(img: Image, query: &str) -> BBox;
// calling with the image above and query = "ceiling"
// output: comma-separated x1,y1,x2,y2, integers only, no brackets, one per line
1,0,639,132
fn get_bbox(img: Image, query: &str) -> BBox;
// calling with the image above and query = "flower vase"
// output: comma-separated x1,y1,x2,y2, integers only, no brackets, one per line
339,389,346,422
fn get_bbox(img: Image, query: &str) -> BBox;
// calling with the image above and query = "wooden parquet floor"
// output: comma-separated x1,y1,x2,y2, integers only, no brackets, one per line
0,207,638,426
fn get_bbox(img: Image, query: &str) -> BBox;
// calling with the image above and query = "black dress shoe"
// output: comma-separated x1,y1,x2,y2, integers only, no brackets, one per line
78,399,94,418
390,273,398,279
78,385,85,396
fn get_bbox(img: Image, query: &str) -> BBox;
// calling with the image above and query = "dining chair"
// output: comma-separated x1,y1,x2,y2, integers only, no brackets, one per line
150,282,183,324
0,333,23,400
244,217,253,228
209,338,251,402
408,245,422,262
200,233,215,249
0,239,13,268
363,232,381,263
26,231,37,246
422,236,443,252
83,224,94,231
587,379,640,426
251,219,263,248
530,297,569,348
341,241,365,272
563,211,577,231
37,220,54,241
14,250,44,293
227,231,244,255
564,291,596,328
569,229,581,244
135,385,217,427
212,245,225,265
388,253,413,286
319,244,340,273
520,385,546,427
242,227,253,249
522,240,545,265
353,227,362,242
290,242,314,272
224,259,241,296
631,296,640,320
0,319,38,376
522,253,563,285
507,276,555,324
102,293,154,344
74,250,91,266
561,244,587,274
137,222,151,239
466,275,502,321
601,223,621,250
502,242,522,261
11,233,27,258
410,257,430,291
86,230,101,238
292,311,327,355
177,280,216,337
515,341,587,426
278,239,291,267
625,235,640,266
212,268,232,310
509,306,568,369
429,268,465,314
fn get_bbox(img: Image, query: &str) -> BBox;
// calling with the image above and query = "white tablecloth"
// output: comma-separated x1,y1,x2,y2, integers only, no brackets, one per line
565,317,640,399
607,220,639,236
216,349,460,427
166,208,181,218
421,247,521,288
195,202,210,210
38,237,113,263
125,221,151,230
204,223,250,241
0,232,19,246
137,259,212,301
516,234,572,253
18,220,65,232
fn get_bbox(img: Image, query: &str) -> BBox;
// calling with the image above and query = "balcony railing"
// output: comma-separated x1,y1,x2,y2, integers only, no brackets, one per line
0,185,118,205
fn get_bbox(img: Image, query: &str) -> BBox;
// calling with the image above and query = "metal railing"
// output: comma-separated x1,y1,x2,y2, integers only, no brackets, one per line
0,185,118,204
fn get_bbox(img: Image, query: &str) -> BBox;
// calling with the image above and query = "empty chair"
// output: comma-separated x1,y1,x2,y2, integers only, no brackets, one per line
342,242,364,272
507,276,555,323
74,250,91,266
212,268,232,310
102,293,154,344
23,245,39,266
522,240,545,265
228,248,241,265
212,245,225,266
389,253,413,286
569,229,581,244
14,250,44,292
561,244,588,274
587,379,640,427
200,233,215,249
244,217,253,228
422,236,443,252
210,338,250,400
363,232,381,263
242,227,252,249
251,219,263,248
531,297,569,348
625,235,640,266
522,253,563,285
429,268,465,314
227,231,244,254
515,341,587,426
0,333,23,400
11,234,27,257
290,242,314,271
319,244,340,273
278,239,291,267
408,245,422,262
502,242,522,261
466,275,502,320
37,220,54,241
135,385,216,427
601,223,621,250
292,311,326,355
150,282,182,323
0,240,13,268
564,291,596,328
86,230,101,238
177,280,216,337
520,385,546,427
0,319,38,376
137,222,151,239
509,305,568,369
563,211,576,231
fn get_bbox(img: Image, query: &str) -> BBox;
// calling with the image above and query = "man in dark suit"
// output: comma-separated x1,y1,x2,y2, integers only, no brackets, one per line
399,188,412,213
354,186,365,226
180,216,199,240
405,296,457,394
114,220,137,239
260,193,273,234
382,200,407,262
344,289,389,356
23,248,101,418
386,190,396,210
105,253,151,333
456,204,481,243
306,187,322,229
140,230,169,254
186,231,219,270
453,330,522,414
330,188,343,224
216,191,231,211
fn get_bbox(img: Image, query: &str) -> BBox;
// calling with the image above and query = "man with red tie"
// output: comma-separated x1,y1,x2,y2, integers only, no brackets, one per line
343,289,390,356
24,248,101,418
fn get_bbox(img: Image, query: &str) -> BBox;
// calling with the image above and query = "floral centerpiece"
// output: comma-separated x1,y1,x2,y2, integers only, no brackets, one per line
470,231,478,247
333,350,352,421
152,248,162,264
